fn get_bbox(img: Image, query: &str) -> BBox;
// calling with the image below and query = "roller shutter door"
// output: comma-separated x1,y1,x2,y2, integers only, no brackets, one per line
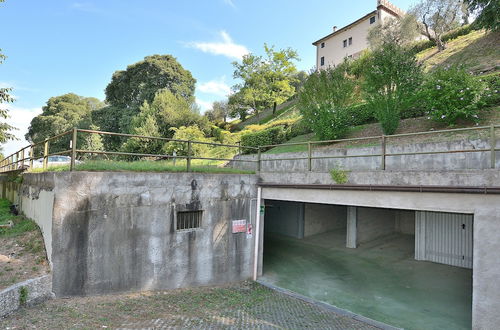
415,211,473,269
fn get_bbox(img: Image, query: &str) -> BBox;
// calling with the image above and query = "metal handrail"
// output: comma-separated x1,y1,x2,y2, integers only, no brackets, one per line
0,124,497,173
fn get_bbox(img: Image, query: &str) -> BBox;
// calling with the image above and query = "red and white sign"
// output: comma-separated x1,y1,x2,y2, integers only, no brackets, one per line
246,223,253,238
232,219,247,233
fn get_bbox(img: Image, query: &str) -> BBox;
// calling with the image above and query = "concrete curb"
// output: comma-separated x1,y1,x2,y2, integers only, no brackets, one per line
256,280,403,330
0,274,53,318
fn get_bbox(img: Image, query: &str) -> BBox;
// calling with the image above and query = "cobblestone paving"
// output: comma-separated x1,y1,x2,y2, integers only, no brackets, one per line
2,282,378,329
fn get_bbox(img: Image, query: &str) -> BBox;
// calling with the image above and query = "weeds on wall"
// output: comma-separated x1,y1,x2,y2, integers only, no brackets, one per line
19,286,28,306
330,167,349,184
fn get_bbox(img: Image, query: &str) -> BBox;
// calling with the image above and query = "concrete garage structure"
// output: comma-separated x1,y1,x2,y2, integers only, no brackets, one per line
1,168,500,329
11,172,258,296
260,201,472,329
255,178,500,330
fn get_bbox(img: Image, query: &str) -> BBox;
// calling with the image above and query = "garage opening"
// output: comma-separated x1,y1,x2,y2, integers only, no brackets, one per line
261,201,473,330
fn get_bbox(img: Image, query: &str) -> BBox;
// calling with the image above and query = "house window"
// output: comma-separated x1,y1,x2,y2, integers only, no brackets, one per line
321,42,325,48
176,210,202,230
370,16,376,24
348,37,352,45
343,39,347,48
320,56,325,66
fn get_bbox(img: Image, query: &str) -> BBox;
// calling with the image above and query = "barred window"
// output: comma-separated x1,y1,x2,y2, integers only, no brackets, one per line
176,210,202,230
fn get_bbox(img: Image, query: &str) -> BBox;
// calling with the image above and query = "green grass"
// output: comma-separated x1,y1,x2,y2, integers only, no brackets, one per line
0,199,38,237
417,30,500,73
265,133,315,154
29,160,255,174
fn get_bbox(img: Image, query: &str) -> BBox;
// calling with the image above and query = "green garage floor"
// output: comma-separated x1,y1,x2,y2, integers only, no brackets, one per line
261,232,472,330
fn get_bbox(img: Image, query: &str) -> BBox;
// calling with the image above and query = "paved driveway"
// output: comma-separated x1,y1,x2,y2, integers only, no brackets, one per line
2,282,377,329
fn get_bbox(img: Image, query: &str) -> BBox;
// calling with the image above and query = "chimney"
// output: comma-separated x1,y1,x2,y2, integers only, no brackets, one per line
333,26,337,32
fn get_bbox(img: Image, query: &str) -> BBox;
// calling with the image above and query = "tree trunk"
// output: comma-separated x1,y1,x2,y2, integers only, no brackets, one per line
272,102,277,114
436,36,446,51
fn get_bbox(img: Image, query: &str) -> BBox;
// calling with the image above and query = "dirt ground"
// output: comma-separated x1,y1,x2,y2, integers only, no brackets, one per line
0,225,50,290
1,282,376,329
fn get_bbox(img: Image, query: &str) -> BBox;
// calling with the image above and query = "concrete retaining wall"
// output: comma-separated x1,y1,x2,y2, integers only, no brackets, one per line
0,275,53,317
396,210,415,235
264,200,304,238
304,204,346,237
357,207,397,244
232,138,499,172
19,172,258,297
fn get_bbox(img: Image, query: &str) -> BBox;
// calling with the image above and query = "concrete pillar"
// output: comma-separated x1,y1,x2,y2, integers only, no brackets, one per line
472,209,500,329
346,206,357,248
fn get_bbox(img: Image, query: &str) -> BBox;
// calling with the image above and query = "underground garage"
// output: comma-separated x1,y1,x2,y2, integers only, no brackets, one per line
260,200,473,330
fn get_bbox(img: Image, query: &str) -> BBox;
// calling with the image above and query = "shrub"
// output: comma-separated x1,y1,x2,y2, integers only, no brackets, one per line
163,125,211,157
240,126,288,153
289,119,312,138
346,103,376,126
299,62,358,140
19,286,28,306
480,73,500,107
421,66,485,125
363,43,423,135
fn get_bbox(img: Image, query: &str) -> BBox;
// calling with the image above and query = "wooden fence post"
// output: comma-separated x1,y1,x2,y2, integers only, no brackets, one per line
490,125,496,169
29,146,34,169
187,141,192,172
70,127,78,171
308,142,312,171
43,140,49,170
257,147,261,172
381,135,386,170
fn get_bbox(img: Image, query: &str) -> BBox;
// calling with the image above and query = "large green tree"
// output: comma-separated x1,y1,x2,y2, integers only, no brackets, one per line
205,100,230,123
368,14,420,49
411,0,465,51
26,93,105,153
232,44,299,116
465,0,499,30
121,90,208,154
105,54,196,109
0,49,15,145
0,0,16,146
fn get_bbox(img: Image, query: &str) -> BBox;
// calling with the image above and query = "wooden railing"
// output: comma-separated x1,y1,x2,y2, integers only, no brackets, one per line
0,128,258,173
1,125,498,173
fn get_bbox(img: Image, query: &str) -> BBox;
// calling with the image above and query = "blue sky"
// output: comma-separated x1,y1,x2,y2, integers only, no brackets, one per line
0,0,416,155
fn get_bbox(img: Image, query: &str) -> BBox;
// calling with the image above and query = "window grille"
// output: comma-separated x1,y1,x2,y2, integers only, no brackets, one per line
176,210,202,230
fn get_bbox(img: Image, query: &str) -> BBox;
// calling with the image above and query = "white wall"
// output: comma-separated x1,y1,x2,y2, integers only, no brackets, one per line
316,15,376,68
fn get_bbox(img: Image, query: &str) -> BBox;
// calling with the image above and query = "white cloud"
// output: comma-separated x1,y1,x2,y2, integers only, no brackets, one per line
223,0,236,8
187,31,249,60
198,79,231,97
71,2,101,13
2,104,42,156
196,99,213,113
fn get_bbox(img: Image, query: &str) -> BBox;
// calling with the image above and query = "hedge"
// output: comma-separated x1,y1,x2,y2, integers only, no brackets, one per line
410,24,476,54
240,126,289,153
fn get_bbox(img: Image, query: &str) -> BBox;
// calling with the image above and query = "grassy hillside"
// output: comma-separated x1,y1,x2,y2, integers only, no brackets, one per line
266,105,500,154
417,30,500,74
232,28,499,140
